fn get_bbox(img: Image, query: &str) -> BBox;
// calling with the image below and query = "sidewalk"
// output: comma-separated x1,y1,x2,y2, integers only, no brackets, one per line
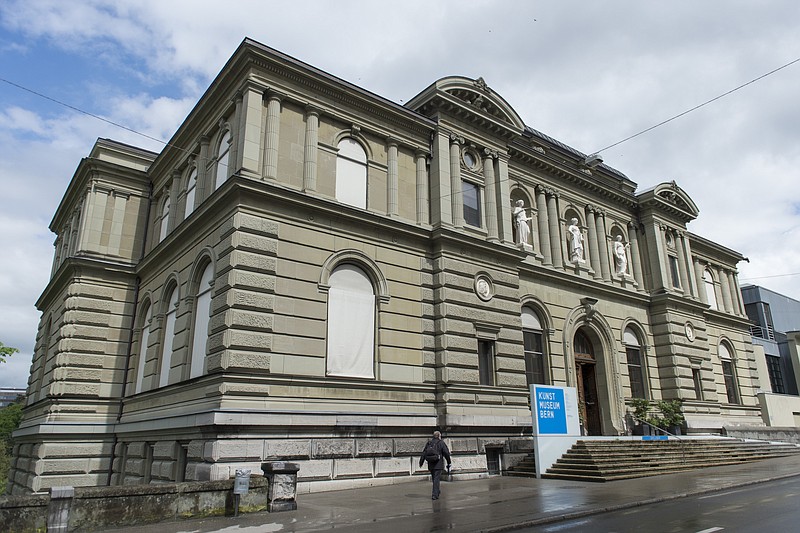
106,454,800,533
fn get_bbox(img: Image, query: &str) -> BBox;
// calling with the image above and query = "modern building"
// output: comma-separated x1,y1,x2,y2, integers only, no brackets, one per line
9,38,761,495
743,284,800,396
0,388,25,408
741,284,800,428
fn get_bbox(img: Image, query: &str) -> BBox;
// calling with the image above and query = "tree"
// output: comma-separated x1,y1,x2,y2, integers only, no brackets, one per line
0,341,19,363
0,399,24,493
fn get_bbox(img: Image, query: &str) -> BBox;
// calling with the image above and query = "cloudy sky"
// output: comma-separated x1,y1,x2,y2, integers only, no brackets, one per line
1,0,799,388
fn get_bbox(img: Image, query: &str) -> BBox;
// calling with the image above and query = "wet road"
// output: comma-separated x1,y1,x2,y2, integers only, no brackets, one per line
519,476,800,533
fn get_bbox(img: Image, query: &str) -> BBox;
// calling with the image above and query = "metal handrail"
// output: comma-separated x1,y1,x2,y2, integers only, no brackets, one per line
630,414,686,465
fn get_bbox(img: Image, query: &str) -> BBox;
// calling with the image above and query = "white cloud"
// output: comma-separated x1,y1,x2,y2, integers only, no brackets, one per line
2,0,800,388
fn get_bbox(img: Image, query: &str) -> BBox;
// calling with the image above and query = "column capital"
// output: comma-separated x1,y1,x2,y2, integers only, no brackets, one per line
482,147,498,159
449,133,464,145
386,137,399,148
304,104,321,117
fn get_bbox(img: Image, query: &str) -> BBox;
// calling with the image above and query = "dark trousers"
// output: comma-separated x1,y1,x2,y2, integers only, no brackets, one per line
430,468,442,498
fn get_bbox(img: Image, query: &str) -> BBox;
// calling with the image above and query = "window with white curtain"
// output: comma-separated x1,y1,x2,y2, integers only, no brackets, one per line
134,305,152,394
215,130,231,190
326,264,375,378
335,138,367,208
190,263,213,379
158,287,178,387
184,168,197,219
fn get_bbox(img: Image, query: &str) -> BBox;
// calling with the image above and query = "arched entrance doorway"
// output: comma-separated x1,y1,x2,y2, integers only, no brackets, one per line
574,329,602,435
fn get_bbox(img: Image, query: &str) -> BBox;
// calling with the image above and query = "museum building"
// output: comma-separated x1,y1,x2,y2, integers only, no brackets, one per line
8,38,760,494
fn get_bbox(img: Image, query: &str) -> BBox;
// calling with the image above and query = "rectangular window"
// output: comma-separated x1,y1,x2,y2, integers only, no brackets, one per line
722,360,739,404
144,443,155,484
693,368,704,400
462,181,482,227
626,347,646,399
486,447,502,475
765,355,785,394
669,255,681,288
175,443,189,483
523,330,546,385
478,340,495,386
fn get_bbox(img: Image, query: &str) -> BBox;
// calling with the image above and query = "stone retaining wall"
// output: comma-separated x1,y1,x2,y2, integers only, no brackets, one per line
722,426,800,445
0,462,298,532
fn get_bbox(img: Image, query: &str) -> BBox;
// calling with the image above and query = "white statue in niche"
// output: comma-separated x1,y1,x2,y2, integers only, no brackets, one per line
567,218,584,262
613,235,630,276
513,200,531,246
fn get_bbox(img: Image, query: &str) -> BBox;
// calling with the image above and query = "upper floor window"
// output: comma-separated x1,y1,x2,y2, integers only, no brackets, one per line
765,354,785,394
336,138,367,209
703,269,718,310
522,307,546,386
624,327,646,399
158,287,179,388
478,339,495,386
185,168,197,219
189,263,214,379
326,264,375,378
215,130,231,190
462,180,482,227
158,196,170,242
719,342,739,404
134,304,152,394
668,255,680,288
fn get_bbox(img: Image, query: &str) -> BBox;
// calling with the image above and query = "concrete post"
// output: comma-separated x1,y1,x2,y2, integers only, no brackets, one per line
47,486,74,533
261,461,300,512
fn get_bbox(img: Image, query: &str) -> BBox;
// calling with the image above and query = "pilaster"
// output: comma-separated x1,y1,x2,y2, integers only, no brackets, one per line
302,106,319,192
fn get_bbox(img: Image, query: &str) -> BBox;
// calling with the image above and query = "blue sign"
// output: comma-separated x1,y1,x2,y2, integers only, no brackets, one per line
535,387,567,434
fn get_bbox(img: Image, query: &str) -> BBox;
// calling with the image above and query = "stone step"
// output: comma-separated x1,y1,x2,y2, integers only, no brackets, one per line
542,438,800,482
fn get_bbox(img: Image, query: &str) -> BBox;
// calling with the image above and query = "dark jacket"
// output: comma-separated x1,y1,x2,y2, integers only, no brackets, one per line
419,437,452,471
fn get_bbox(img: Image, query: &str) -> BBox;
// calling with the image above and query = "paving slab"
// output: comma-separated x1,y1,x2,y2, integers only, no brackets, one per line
104,454,800,533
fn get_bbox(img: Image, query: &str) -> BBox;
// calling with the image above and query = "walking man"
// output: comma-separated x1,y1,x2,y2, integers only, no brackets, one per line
419,430,452,500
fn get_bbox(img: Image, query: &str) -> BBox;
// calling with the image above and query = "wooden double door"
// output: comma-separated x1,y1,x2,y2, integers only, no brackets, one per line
574,330,602,436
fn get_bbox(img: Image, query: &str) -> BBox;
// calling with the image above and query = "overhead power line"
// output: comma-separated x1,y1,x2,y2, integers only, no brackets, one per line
593,55,800,154
4,53,800,205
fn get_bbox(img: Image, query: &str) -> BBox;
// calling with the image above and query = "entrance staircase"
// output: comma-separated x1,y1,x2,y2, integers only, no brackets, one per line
509,438,800,482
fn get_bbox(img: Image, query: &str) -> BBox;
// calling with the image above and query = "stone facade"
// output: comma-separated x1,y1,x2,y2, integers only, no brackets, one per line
9,38,761,494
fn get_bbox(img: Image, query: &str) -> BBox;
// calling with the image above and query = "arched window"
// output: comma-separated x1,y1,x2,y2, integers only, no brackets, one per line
158,195,170,242
215,130,231,190
719,342,739,404
522,307,547,385
335,138,367,209
704,269,718,310
624,327,646,399
158,287,179,387
326,264,375,378
184,168,197,219
189,263,214,379
574,330,594,361
134,304,152,394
